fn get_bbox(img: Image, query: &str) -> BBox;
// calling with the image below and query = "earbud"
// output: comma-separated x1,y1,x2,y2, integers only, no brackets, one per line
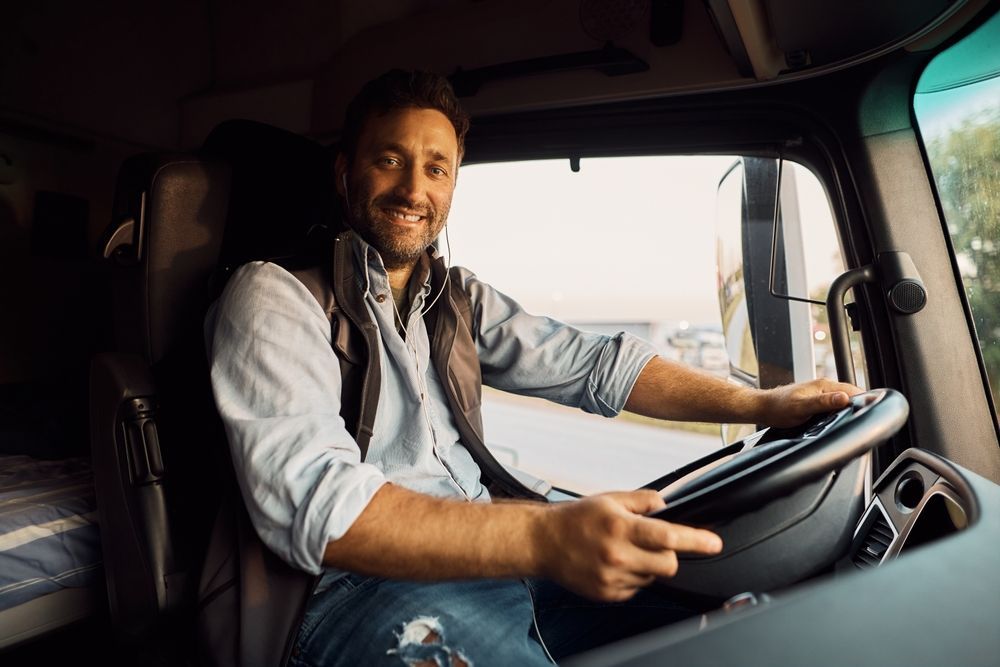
341,172,350,208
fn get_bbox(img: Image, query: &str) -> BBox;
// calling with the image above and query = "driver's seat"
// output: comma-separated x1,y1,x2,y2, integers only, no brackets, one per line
90,119,339,665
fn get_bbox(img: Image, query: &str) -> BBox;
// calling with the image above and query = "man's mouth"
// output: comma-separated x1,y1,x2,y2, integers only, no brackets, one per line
384,208,426,223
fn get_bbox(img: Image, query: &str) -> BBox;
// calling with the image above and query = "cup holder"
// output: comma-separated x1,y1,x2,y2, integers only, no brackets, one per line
895,471,925,512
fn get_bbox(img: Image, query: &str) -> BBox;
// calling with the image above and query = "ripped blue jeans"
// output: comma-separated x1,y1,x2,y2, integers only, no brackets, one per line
288,574,695,666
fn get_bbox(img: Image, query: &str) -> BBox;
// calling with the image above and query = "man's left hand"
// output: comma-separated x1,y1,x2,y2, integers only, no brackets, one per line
756,378,864,428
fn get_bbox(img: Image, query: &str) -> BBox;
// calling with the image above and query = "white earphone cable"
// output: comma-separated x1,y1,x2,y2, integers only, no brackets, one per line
420,222,452,316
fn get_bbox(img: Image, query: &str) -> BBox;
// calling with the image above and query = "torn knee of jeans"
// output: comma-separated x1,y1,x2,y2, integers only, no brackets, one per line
387,616,472,667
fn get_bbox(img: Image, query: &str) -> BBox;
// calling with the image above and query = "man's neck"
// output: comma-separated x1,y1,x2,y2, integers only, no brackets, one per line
386,264,416,294
387,261,419,332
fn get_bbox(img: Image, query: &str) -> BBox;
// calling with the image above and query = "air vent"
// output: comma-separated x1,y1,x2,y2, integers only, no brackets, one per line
852,509,895,569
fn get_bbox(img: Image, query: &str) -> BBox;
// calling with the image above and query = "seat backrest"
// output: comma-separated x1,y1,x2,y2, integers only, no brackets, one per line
90,120,338,651
91,153,232,644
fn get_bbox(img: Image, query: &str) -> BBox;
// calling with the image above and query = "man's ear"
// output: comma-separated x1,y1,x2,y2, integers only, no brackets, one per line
334,153,348,197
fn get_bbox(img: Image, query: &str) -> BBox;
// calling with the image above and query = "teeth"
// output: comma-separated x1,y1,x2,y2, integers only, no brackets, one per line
389,210,423,222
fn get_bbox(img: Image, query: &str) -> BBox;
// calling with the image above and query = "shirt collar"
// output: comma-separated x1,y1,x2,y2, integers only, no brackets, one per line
345,232,438,298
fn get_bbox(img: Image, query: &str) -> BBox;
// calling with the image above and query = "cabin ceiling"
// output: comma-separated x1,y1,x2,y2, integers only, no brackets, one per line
0,0,983,149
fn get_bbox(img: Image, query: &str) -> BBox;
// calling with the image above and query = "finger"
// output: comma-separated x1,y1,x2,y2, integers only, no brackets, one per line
598,582,647,603
660,521,724,555
821,390,851,409
620,544,681,579
629,517,675,550
603,489,666,515
629,517,723,555
798,389,848,414
612,570,657,590
591,560,656,599
819,378,864,397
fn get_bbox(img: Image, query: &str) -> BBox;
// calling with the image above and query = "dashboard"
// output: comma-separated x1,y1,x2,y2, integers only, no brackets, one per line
568,446,993,666
847,448,973,569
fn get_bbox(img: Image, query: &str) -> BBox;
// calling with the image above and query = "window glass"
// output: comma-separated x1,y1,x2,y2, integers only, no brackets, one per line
449,155,843,493
914,11,1000,407
779,161,862,387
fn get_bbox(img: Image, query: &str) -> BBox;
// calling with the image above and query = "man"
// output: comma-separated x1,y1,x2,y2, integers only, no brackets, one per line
207,70,860,665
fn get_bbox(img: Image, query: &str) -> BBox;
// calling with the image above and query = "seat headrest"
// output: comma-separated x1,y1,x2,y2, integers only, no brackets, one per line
104,154,231,362
201,120,343,270
103,121,342,363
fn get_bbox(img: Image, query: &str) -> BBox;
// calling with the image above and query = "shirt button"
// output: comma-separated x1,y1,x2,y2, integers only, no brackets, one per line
375,294,386,303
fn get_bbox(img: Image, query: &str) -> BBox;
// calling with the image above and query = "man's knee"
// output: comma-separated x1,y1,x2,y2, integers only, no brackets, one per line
387,616,471,667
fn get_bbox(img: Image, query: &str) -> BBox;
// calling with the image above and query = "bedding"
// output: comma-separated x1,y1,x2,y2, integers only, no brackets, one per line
0,455,102,613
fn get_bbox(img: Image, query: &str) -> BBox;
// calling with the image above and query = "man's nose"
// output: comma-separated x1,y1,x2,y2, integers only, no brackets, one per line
392,166,425,203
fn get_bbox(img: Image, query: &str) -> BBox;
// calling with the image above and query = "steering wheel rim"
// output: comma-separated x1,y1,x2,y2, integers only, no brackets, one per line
649,388,909,525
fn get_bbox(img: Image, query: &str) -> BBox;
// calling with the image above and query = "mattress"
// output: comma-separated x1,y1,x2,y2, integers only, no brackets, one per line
0,586,101,650
0,455,102,614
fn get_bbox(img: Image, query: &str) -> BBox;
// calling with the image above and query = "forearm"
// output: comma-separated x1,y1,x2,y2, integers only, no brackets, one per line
322,483,548,579
324,484,724,601
624,355,762,424
624,356,861,428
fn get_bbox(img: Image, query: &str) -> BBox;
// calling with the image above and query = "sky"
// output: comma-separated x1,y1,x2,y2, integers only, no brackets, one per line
913,8,1000,141
914,77,1000,140
446,155,842,327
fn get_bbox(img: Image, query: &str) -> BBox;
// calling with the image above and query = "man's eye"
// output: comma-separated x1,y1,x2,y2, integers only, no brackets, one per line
380,157,400,166
430,166,447,177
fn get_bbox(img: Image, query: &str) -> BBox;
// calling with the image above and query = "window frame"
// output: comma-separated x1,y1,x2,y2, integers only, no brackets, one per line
912,30,1000,440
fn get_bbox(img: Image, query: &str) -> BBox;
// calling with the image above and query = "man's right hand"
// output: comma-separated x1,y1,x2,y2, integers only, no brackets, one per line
537,489,723,602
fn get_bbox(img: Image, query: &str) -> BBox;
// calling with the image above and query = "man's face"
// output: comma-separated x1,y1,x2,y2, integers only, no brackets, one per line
337,107,459,269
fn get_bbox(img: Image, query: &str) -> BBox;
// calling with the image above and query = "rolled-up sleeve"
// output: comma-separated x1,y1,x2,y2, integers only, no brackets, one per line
459,268,658,417
206,262,387,574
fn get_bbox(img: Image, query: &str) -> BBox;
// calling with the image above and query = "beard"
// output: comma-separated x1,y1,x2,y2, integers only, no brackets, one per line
347,187,449,269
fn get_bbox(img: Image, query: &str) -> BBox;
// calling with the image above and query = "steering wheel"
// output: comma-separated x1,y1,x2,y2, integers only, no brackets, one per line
648,388,909,525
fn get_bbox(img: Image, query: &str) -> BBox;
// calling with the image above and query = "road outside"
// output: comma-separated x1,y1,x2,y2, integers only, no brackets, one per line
481,389,722,495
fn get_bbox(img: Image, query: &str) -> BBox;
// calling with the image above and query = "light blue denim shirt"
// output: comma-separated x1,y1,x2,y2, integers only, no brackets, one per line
205,236,657,574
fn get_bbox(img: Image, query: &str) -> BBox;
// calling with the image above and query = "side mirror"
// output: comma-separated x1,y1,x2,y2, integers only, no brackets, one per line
715,157,853,439
716,157,808,391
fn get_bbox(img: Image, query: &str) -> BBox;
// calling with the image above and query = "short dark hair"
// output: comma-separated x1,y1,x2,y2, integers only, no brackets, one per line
340,69,470,164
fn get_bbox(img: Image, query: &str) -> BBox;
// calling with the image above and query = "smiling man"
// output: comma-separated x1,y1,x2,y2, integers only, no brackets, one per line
206,69,861,666
335,104,457,333
338,106,454,270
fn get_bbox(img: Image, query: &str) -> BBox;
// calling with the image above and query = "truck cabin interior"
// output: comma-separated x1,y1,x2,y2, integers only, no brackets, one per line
2,1,999,665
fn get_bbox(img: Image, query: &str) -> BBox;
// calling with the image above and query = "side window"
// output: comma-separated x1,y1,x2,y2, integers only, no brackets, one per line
914,12,1000,409
449,155,846,494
